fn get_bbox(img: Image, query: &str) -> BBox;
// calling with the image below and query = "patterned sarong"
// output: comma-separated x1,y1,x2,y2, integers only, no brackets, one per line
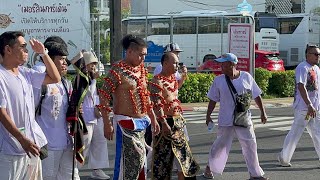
113,115,151,180
152,115,200,180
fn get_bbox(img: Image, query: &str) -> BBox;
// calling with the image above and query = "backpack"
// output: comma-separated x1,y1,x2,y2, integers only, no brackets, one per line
35,78,70,116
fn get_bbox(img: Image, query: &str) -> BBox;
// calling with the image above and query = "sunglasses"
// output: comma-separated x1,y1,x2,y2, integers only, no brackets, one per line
309,53,320,56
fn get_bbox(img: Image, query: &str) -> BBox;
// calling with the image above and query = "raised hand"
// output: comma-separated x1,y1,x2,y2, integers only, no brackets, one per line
29,39,46,54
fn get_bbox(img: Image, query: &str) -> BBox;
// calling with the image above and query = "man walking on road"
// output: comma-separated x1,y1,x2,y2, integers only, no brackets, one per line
204,53,268,180
98,34,160,180
278,44,320,167
149,52,199,180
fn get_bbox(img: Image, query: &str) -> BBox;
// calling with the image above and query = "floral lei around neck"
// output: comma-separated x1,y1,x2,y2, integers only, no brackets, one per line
112,60,150,114
154,74,178,93
149,74,182,114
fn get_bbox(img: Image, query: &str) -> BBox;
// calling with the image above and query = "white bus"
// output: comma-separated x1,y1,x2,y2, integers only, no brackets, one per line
277,13,320,68
122,11,280,69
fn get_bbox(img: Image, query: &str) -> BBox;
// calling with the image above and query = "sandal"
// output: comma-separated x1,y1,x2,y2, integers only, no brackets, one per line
249,176,269,180
202,171,214,179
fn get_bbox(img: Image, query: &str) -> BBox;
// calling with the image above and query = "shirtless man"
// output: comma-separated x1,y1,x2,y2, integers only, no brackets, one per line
149,52,199,180
98,34,160,180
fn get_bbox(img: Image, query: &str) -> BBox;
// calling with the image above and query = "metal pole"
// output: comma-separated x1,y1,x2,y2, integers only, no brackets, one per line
195,17,199,68
110,0,122,64
248,15,255,77
146,0,149,42
97,14,101,70
170,16,173,43
220,16,224,55
91,14,95,51
145,15,148,41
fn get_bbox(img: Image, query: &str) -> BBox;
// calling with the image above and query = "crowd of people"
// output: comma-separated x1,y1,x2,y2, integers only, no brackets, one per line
0,30,319,180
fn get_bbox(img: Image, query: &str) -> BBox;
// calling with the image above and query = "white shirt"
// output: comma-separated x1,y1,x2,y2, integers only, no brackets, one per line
153,64,181,80
32,61,46,73
207,71,262,126
0,65,47,155
34,80,72,150
82,80,101,124
293,60,320,111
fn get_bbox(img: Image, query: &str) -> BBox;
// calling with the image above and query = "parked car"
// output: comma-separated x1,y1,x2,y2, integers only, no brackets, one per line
198,51,285,75
255,50,285,71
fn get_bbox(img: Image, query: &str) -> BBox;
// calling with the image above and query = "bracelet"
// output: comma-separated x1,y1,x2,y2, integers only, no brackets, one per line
39,48,49,57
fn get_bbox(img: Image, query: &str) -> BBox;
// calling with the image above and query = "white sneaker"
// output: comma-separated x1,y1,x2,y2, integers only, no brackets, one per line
277,155,292,167
91,169,110,179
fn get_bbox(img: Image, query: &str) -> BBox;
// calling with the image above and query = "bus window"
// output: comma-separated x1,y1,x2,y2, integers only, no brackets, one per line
126,20,146,37
223,17,241,33
279,17,303,34
198,17,221,34
173,17,196,34
148,18,170,35
254,12,278,33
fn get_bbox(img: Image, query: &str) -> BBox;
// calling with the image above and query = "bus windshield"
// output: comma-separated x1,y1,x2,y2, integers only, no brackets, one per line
255,12,279,32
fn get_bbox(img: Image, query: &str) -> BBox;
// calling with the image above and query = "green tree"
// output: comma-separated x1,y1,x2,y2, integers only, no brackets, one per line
89,1,131,64
312,7,320,15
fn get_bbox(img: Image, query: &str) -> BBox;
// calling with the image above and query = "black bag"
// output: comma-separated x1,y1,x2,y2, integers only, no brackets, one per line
39,144,48,160
225,75,251,128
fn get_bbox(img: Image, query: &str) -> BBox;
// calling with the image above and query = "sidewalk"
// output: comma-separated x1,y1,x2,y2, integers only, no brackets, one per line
181,97,294,111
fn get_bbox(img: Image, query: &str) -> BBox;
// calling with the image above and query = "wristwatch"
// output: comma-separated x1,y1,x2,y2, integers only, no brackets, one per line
39,48,49,57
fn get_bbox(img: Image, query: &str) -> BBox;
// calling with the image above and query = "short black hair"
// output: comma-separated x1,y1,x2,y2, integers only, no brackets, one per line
45,41,69,59
161,52,171,65
44,36,67,48
305,44,319,58
305,44,319,54
203,54,217,63
0,31,25,57
121,34,147,50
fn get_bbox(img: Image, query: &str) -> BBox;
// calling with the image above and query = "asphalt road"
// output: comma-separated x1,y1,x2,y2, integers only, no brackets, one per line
79,107,320,180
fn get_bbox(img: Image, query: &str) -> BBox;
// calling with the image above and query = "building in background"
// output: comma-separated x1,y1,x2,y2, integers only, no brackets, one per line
93,0,109,14
266,0,320,14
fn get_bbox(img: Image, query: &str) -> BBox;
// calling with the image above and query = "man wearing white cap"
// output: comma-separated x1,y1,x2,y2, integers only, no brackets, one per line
77,51,110,179
204,53,269,180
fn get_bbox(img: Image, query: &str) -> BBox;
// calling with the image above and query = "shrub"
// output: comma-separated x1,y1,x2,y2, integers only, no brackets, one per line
178,73,215,103
268,70,295,97
255,68,272,95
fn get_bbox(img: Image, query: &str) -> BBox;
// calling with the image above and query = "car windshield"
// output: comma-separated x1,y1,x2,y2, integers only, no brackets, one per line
265,54,281,61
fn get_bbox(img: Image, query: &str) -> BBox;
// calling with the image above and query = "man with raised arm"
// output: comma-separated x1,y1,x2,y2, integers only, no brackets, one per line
0,31,60,179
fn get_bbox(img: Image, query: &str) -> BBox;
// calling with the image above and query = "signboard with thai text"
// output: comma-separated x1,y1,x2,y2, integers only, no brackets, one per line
228,23,253,73
0,0,91,63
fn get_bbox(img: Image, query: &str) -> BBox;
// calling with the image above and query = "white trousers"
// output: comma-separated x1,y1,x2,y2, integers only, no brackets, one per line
208,126,264,177
41,148,80,180
0,153,42,180
82,120,109,169
280,110,320,163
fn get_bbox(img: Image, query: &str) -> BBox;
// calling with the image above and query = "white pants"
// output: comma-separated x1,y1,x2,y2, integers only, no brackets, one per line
208,126,264,177
0,153,42,180
41,148,80,180
280,110,320,163
82,120,109,169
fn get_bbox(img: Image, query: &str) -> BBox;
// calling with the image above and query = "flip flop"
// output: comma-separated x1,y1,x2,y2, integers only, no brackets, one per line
202,172,214,179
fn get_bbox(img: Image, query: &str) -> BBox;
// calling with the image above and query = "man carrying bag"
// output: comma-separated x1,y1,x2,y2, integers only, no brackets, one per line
203,53,269,180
